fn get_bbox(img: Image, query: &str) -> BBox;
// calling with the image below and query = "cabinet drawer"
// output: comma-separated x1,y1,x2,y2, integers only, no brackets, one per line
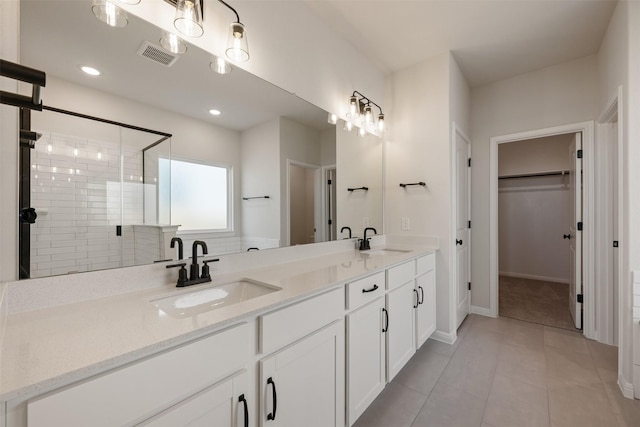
387,260,415,290
416,253,435,275
260,287,343,355
346,271,385,310
27,322,250,427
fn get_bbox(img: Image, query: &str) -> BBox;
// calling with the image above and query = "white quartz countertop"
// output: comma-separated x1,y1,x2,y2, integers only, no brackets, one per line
0,244,435,401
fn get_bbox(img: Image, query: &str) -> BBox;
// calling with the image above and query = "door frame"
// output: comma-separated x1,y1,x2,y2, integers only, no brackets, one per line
450,122,471,329
489,121,595,338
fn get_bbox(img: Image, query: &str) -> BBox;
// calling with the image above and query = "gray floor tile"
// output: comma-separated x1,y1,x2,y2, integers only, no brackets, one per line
483,373,549,427
352,381,428,427
411,382,486,427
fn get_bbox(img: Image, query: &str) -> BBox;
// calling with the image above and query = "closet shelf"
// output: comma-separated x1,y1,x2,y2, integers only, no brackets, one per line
498,170,569,180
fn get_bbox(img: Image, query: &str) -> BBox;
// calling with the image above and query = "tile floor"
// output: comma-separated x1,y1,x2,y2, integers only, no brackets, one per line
353,314,640,427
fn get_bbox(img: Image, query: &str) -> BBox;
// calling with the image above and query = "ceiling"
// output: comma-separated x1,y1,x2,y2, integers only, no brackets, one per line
305,0,618,87
20,1,330,132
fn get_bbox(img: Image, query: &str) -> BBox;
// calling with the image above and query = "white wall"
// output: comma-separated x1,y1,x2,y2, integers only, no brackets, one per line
336,124,383,237
240,119,280,242
470,55,599,310
386,52,454,335
498,134,574,176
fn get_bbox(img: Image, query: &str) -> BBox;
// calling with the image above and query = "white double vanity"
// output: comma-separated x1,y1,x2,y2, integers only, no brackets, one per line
0,237,438,427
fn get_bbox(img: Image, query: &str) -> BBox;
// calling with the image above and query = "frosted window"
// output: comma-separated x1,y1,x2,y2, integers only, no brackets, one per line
160,158,231,231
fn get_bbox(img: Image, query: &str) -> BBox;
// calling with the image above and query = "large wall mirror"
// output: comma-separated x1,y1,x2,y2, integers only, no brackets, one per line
18,0,383,279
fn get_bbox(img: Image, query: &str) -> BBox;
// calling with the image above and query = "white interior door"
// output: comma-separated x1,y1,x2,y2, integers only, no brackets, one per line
569,133,583,329
455,130,470,328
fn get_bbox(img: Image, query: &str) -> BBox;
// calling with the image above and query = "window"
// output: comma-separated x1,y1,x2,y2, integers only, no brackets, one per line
159,158,232,231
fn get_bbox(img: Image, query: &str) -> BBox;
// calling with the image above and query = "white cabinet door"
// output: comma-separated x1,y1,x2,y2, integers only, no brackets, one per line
140,370,249,427
346,297,386,426
416,269,436,349
259,321,344,427
386,280,416,381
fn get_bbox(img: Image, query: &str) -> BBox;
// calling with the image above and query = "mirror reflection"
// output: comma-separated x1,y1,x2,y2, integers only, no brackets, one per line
19,0,383,279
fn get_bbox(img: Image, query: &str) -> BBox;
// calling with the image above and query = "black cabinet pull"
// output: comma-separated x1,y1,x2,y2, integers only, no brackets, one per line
239,394,249,427
419,286,424,304
563,234,572,240
456,239,463,245
362,284,379,293
413,289,419,308
382,308,389,332
267,377,277,421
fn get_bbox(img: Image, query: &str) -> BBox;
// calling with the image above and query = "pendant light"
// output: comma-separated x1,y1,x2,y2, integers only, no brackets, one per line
174,0,204,38
92,0,127,28
226,22,249,62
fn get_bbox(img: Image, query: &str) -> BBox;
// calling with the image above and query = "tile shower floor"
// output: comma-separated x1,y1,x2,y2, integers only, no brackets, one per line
353,315,640,427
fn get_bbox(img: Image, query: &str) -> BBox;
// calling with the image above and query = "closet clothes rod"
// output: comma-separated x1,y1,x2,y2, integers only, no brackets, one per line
399,182,426,188
498,170,570,180
347,186,369,192
242,196,270,200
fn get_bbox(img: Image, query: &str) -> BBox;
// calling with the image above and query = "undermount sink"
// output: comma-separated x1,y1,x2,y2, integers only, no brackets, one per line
152,279,281,318
363,249,411,256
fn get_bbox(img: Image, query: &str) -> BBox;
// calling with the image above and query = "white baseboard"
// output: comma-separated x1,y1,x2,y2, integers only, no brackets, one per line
619,372,635,399
431,330,457,345
499,271,569,284
471,305,495,317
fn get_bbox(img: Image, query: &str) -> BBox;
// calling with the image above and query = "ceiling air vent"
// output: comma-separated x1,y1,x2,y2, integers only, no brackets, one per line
136,41,181,67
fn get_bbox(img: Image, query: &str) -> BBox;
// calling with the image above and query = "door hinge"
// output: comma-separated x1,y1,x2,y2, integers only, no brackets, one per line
327,179,332,185
577,222,583,231
577,294,583,304
577,149,583,159
116,225,122,236
613,240,619,248
468,158,471,167
468,282,471,291
328,219,332,225
468,220,471,229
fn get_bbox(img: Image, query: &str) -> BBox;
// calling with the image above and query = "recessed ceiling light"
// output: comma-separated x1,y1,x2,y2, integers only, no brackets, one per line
81,66,101,76
209,109,221,116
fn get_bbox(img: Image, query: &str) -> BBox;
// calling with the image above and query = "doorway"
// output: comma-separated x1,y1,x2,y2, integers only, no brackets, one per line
489,121,599,338
287,161,321,246
496,133,580,330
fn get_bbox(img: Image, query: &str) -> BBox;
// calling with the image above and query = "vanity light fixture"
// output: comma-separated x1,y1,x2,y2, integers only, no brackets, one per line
345,91,386,134
210,56,232,75
221,0,249,62
160,32,188,54
80,65,101,76
91,0,128,28
174,0,204,37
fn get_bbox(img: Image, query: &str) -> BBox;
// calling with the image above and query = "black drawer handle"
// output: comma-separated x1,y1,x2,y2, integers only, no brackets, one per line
456,239,463,245
267,377,277,421
362,284,379,293
419,286,424,304
382,308,389,332
239,394,249,427
563,234,572,240
413,288,419,308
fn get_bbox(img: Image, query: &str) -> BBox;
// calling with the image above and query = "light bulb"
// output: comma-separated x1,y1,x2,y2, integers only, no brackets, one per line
344,121,353,132
174,0,203,38
226,23,249,62
358,127,366,137
377,114,385,132
328,113,338,124
349,96,359,117
364,105,373,124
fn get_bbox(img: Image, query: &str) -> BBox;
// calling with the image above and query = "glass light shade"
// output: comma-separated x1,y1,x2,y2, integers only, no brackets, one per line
226,23,249,62
348,96,359,117
174,0,203,38
344,121,353,132
92,0,127,28
328,113,338,124
210,56,233,75
160,32,187,54
358,127,366,137
363,105,373,124
377,114,385,132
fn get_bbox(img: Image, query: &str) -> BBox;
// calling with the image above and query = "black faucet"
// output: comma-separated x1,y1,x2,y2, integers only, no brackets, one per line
170,237,183,260
359,227,377,250
190,240,208,280
166,240,219,287
341,226,352,239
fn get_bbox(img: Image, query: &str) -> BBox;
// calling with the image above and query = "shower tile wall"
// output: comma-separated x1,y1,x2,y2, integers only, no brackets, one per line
30,132,146,278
